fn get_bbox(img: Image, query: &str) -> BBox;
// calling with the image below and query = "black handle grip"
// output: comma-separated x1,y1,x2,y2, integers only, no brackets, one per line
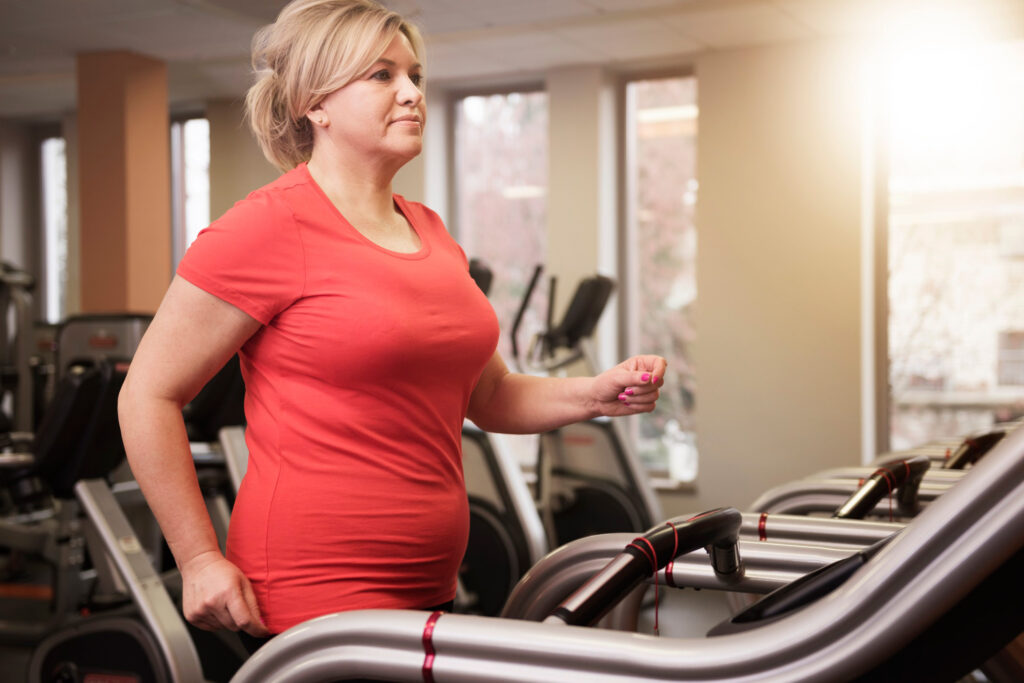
548,507,742,627
833,455,931,520
944,429,1006,470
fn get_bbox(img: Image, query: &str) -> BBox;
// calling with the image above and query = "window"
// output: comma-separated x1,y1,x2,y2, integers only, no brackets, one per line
171,117,210,268
998,332,1024,387
452,90,548,362
40,136,68,323
887,43,1024,449
623,75,698,481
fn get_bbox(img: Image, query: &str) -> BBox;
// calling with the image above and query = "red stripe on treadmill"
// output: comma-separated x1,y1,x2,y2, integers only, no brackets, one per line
758,513,768,541
422,610,442,683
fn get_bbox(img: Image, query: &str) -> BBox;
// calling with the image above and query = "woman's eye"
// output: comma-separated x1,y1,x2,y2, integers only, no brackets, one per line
410,74,423,87
370,69,391,82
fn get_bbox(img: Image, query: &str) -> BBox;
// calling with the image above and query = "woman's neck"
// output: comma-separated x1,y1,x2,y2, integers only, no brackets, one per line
306,148,421,253
306,152,397,222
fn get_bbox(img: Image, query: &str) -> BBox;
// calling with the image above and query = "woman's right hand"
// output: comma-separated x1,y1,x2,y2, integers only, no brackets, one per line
180,550,271,637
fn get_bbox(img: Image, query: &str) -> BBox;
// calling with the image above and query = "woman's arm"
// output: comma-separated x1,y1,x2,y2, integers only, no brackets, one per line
466,352,667,435
118,275,269,636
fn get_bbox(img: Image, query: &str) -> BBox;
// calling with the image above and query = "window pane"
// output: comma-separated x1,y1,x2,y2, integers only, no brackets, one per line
887,44,1024,449
183,119,210,248
454,92,548,362
41,137,67,323
624,76,698,480
171,118,210,268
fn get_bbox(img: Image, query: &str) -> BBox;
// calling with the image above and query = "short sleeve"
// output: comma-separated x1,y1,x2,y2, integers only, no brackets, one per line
177,191,304,325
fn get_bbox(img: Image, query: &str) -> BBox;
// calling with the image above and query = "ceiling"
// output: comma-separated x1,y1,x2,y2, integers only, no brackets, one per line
0,0,1021,120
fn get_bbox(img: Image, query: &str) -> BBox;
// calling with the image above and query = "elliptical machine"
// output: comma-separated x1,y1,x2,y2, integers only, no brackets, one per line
511,265,662,547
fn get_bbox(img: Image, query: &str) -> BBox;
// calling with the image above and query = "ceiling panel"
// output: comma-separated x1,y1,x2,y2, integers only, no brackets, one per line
443,0,596,27
420,40,510,80
0,33,70,76
0,72,76,118
770,0,889,37
96,7,257,60
582,0,699,11
0,0,163,27
447,31,600,73
555,17,702,62
187,0,287,23
411,9,494,34
664,2,813,49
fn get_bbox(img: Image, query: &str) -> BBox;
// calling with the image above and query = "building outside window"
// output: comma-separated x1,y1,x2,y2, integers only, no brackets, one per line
452,90,548,363
41,136,68,323
887,43,1024,449
452,89,548,468
623,75,698,482
171,117,210,268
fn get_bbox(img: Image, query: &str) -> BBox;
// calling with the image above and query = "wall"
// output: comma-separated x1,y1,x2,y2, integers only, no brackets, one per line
207,96,426,212
546,66,620,372
206,98,280,220
673,40,867,513
63,113,80,316
545,66,610,326
0,120,37,272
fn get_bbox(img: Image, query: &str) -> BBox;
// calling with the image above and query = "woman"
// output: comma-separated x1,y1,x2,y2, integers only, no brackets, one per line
118,0,666,648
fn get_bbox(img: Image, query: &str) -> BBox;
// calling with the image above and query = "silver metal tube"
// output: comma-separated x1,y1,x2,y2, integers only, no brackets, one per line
748,478,950,515
74,479,204,683
230,427,1024,683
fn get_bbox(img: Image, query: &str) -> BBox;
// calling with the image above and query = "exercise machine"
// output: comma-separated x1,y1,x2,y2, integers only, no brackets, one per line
0,262,38,433
511,265,661,547
228,422,1024,682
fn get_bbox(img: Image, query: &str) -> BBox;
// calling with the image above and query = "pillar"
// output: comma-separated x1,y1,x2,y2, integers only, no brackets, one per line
76,51,170,313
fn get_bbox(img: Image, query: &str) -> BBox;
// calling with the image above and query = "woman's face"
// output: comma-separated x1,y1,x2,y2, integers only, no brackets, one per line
309,33,425,164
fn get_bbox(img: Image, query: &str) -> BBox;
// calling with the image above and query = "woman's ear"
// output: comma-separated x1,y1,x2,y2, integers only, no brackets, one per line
306,103,328,128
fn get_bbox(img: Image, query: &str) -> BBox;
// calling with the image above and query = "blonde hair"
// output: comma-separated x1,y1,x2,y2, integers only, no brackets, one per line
245,0,425,171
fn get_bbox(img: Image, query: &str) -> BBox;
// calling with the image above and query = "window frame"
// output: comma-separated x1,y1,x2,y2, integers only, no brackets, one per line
613,67,699,490
169,111,209,270
878,43,1024,453
35,121,66,323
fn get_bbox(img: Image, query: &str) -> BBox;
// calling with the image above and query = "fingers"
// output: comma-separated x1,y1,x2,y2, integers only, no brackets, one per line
228,585,272,637
187,586,268,635
181,557,270,637
610,361,665,413
616,385,660,411
617,371,661,400
184,599,232,632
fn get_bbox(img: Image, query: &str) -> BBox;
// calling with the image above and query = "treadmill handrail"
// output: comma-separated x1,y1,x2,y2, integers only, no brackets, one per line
230,426,1024,682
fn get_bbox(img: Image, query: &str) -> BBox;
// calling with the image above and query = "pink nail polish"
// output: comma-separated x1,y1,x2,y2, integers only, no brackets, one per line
618,393,627,401
653,377,660,384
625,388,634,396
641,373,650,382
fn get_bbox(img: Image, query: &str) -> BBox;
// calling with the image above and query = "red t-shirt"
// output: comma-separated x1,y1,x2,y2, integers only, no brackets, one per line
177,163,499,633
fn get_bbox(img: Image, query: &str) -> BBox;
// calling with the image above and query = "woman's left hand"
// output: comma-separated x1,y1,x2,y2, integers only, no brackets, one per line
590,355,667,416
